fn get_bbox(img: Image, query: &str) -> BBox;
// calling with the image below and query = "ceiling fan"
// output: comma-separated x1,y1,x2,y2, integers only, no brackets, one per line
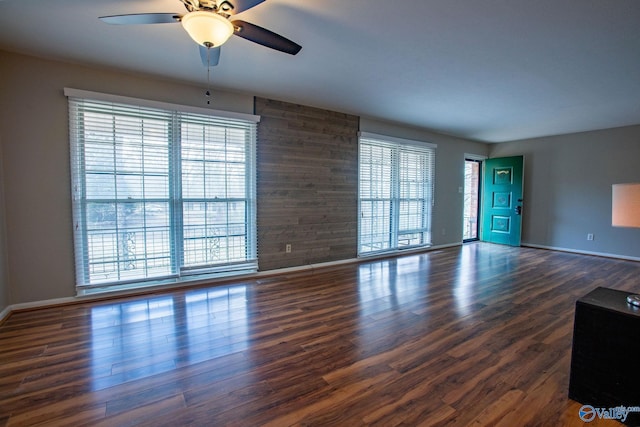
100,0,302,67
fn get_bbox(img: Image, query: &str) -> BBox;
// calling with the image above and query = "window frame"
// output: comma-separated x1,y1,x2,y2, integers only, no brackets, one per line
66,88,259,292
358,132,436,257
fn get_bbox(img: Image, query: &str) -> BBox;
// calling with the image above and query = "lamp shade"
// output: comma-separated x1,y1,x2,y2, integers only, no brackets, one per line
612,183,640,228
181,11,234,47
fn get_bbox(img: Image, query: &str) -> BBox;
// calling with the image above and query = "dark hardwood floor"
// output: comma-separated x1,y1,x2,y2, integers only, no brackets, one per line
1,243,637,426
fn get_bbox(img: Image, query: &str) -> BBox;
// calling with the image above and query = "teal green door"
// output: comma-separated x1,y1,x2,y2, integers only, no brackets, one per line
480,156,524,246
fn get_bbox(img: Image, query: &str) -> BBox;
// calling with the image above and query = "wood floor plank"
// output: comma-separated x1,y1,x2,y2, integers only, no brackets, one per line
95,394,186,427
1,243,637,426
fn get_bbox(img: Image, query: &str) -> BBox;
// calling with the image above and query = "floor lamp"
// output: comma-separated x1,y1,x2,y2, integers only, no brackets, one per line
612,183,640,307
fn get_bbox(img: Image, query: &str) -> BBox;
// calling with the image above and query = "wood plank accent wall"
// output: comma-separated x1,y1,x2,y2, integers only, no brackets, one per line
255,97,359,271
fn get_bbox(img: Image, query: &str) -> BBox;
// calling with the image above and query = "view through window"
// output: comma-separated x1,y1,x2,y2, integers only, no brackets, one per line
67,92,257,290
358,133,436,255
463,159,481,241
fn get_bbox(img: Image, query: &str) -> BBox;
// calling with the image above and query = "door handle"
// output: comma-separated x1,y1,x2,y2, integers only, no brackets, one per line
515,205,522,215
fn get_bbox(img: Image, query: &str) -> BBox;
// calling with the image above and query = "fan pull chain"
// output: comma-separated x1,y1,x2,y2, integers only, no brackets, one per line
205,42,213,105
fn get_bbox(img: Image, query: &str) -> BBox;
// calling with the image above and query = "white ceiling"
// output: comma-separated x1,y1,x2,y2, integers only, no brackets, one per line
1,0,640,142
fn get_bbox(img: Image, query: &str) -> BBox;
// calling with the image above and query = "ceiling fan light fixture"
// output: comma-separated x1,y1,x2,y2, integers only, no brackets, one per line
181,11,234,47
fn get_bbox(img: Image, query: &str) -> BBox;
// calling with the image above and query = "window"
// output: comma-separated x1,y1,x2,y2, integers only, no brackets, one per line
358,132,436,256
66,89,258,291
463,158,482,241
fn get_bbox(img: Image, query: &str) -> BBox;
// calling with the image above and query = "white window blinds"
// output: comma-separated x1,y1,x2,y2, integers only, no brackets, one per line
358,133,436,256
67,90,258,289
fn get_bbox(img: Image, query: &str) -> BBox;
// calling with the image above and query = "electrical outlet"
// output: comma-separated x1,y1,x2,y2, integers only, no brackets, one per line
587,233,594,241
285,244,292,253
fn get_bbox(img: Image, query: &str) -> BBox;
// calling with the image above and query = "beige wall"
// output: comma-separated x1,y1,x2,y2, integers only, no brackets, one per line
5,48,635,308
0,50,254,304
490,126,640,258
0,50,490,306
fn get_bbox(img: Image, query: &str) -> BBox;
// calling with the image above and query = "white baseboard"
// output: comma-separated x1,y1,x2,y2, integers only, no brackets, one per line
9,296,80,311
0,305,11,324
20,242,630,322
0,242,464,319
1,296,82,324
522,242,640,262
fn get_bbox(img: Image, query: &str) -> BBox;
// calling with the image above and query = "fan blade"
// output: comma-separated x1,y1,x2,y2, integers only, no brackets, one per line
99,13,181,25
231,20,301,55
199,45,221,67
218,0,266,15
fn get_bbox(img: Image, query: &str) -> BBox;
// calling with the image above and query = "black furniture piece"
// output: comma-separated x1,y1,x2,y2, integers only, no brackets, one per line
569,287,640,425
